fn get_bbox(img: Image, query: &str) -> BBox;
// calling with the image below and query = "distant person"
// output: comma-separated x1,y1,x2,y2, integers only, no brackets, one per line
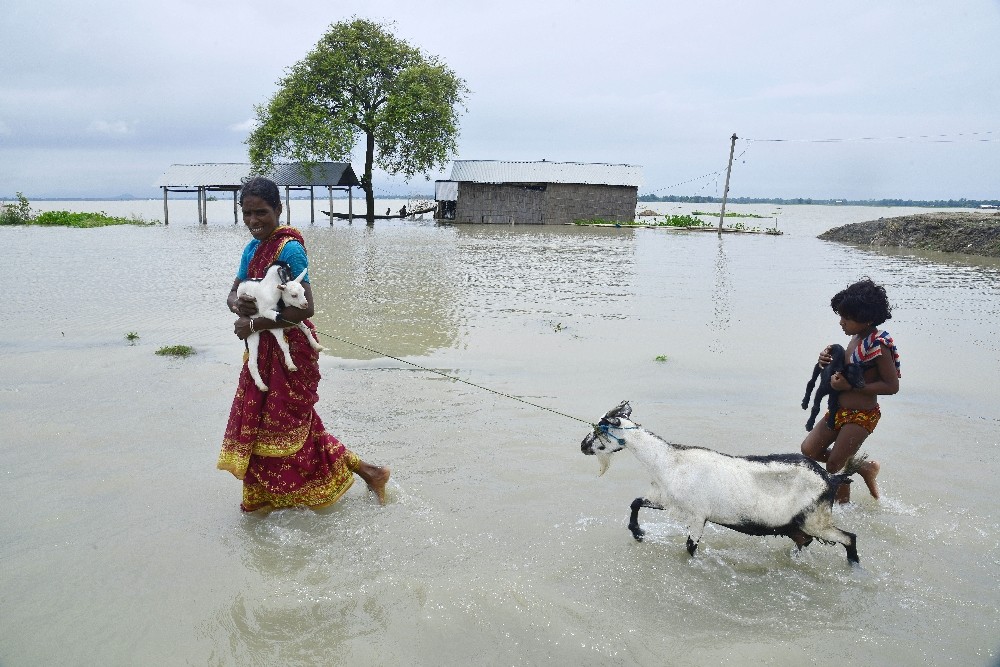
399,205,407,218
218,176,390,511
800,278,900,503
386,207,391,216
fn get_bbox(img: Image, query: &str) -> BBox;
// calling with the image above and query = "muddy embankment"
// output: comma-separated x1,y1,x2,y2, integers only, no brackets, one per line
819,211,1000,258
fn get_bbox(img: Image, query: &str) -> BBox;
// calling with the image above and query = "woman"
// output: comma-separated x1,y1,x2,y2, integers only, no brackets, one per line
800,278,899,503
217,177,389,512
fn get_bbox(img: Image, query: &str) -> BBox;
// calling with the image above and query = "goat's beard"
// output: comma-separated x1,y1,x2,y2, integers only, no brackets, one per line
596,451,613,477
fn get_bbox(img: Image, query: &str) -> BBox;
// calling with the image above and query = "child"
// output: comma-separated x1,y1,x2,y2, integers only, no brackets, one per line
800,278,900,503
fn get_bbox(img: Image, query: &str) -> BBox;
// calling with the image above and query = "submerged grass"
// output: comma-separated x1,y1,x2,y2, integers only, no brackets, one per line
691,210,768,219
156,345,195,358
575,214,711,228
1,194,157,227
576,215,783,235
33,210,157,227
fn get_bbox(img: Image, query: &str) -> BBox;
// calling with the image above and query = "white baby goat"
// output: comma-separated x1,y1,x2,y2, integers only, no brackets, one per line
580,401,860,564
236,263,324,392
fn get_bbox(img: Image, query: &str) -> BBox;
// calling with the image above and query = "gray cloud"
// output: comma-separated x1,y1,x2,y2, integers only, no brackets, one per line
1,0,998,199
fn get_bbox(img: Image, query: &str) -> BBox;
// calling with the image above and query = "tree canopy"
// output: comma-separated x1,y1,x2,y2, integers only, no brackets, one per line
247,18,468,224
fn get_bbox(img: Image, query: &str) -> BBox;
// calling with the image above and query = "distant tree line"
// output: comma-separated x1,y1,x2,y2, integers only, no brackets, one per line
638,194,1000,208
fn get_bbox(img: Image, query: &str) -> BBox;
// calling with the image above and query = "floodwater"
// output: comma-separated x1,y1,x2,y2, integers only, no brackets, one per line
1,200,998,666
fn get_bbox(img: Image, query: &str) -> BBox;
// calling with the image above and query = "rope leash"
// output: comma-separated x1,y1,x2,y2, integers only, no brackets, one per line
277,317,593,426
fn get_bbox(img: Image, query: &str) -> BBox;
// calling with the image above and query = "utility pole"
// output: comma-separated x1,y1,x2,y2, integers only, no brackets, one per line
718,133,738,235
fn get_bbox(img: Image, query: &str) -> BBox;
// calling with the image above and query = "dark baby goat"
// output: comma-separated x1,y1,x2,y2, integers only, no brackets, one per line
801,343,865,431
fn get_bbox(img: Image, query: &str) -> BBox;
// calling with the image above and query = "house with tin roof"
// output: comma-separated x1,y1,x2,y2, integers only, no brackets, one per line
434,160,642,225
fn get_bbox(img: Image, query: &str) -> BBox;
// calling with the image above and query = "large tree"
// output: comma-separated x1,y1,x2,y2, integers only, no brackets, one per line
247,19,468,224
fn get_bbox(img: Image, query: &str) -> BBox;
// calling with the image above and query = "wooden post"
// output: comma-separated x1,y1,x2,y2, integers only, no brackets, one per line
348,187,353,223
718,133,738,235
284,186,290,225
310,186,315,224
233,191,238,224
328,186,334,225
162,187,169,225
200,187,206,224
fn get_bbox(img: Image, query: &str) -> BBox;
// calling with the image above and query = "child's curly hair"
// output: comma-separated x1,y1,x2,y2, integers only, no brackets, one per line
831,278,892,326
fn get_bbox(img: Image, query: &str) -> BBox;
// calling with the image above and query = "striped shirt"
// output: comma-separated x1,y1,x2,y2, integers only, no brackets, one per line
852,330,901,378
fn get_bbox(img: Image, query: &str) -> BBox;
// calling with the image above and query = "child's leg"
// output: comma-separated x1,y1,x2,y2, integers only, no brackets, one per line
801,421,836,462
826,423,870,503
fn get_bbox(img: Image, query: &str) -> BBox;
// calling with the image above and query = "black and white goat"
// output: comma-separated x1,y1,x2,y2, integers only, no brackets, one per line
580,401,860,564
237,263,323,392
801,343,865,431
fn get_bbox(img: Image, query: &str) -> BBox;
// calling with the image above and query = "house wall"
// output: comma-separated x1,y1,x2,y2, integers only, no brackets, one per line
450,182,637,225
542,183,637,225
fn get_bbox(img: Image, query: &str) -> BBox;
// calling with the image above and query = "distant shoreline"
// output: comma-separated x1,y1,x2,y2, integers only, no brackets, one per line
6,195,999,208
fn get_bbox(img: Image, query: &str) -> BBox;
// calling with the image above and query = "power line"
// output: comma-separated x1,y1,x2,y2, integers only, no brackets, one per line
745,130,997,143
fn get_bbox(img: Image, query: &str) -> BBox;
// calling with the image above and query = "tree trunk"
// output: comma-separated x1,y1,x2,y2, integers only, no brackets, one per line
363,129,376,225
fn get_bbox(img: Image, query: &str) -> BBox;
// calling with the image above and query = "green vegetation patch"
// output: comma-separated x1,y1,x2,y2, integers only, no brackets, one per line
691,210,767,219
156,345,195,358
575,215,711,228
33,210,156,227
1,193,156,227
0,193,33,225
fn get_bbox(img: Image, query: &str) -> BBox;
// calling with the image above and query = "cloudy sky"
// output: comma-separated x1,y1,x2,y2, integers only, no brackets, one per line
2,0,998,200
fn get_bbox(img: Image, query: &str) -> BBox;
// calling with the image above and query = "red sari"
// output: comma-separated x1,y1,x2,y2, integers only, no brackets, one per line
217,226,358,511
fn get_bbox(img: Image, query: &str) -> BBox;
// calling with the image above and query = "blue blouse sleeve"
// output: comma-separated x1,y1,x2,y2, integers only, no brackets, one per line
236,240,259,281
278,241,309,283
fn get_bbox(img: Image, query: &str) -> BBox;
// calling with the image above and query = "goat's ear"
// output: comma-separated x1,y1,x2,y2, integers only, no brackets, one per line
606,417,621,427
294,269,307,283
618,401,632,418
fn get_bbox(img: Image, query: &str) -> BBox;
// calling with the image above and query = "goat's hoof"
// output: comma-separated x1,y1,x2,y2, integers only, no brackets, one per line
287,364,298,372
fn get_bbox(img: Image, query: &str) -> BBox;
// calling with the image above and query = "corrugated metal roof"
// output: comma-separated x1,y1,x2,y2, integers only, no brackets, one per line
155,163,360,188
448,160,643,187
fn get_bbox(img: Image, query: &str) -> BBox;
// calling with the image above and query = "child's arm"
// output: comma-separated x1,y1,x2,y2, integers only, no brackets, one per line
853,344,900,396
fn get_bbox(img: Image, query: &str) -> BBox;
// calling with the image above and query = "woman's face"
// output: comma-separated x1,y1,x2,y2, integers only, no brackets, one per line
241,195,281,240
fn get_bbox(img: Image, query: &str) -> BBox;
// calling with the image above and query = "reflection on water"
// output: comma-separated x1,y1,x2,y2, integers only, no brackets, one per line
1,203,999,666
304,223,462,360
710,237,732,353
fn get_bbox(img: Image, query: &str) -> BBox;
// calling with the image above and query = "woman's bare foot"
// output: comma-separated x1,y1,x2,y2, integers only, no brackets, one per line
356,462,391,505
859,460,880,499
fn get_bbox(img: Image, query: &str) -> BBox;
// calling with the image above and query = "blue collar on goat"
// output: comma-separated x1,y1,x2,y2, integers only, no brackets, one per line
597,422,636,445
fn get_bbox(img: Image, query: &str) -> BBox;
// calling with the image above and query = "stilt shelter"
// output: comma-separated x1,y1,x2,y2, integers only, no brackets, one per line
434,160,643,225
155,162,361,225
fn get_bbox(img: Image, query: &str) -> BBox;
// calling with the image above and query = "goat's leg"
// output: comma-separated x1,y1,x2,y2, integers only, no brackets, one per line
245,334,268,391
297,322,324,351
628,497,663,542
802,365,822,409
266,330,298,371
807,524,859,564
824,392,840,430
686,518,707,556
789,528,814,550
